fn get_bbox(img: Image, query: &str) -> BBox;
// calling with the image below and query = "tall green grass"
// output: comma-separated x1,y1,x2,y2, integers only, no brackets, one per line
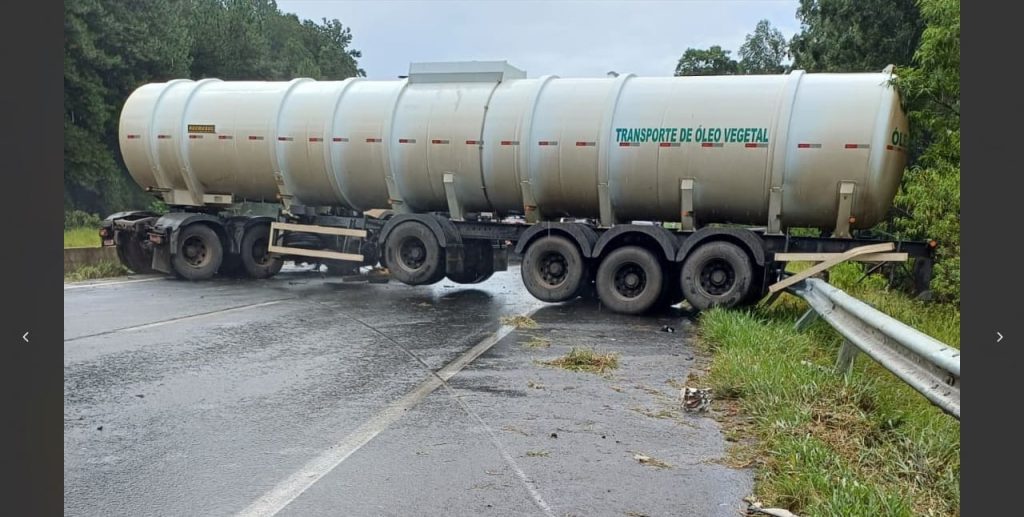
699,262,959,516
64,227,100,248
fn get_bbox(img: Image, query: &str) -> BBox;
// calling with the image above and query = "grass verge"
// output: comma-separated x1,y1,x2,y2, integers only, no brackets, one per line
540,346,619,374
65,261,130,282
65,226,100,248
699,262,959,516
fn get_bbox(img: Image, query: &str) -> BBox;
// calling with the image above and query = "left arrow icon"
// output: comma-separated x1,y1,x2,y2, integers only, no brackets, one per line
22,332,28,343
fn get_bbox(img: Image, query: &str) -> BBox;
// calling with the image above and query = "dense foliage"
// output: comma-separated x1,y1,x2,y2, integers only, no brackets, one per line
64,0,363,216
891,0,960,303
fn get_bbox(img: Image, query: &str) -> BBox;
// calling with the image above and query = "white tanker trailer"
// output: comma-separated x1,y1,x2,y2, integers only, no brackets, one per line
101,61,934,313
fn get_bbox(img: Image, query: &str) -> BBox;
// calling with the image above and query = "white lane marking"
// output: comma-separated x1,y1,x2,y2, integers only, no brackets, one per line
64,276,164,290
237,306,546,517
64,300,289,342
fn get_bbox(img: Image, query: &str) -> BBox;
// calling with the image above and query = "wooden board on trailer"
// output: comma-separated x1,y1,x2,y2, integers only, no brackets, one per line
768,242,894,294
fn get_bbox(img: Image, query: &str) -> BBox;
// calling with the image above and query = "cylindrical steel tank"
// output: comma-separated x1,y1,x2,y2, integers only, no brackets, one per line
119,61,908,229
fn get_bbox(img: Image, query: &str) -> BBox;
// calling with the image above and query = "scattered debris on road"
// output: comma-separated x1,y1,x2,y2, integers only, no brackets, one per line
525,450,549,457
540,346,619,373
632,452,672,469
526,380,545,389
681,387,713,412
745,497,800,517
661,325,675,333
522,335,551,348
500,315,539,329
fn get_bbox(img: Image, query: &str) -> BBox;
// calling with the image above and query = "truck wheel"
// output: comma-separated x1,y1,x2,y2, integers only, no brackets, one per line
240,224,283,279
116,237,154,274
680,241,752,311
595,246,664,315
448,240,494,284
172,224,223,280
385,221,446,285
521,235,586,302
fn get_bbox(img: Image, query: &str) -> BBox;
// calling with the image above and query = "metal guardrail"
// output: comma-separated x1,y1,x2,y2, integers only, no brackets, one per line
788,278,960,419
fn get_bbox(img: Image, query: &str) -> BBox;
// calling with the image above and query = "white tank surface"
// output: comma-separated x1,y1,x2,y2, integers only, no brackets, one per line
119,61,909,230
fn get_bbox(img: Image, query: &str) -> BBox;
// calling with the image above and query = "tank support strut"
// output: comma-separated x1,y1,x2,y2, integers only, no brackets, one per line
442,172,464,221
679,178,695,231
832,181,856,238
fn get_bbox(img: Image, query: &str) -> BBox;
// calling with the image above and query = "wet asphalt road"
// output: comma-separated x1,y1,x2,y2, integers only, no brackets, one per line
64,266,752,516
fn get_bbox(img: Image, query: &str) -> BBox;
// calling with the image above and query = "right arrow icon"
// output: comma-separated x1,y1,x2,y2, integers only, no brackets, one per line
997,331,1004,343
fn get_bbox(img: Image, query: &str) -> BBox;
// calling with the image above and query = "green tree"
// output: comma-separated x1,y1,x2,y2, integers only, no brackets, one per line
64,0,192,215
64,0,364,216
891,0,959,303
739,20,788,74
674,46,739,76
789,0,924,72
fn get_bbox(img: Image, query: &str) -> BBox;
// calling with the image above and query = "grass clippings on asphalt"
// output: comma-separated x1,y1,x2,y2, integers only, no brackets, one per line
501,315,539,329
540,346,619,374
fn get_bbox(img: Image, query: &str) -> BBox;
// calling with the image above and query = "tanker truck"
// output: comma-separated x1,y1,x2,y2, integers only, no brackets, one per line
101,61,934,314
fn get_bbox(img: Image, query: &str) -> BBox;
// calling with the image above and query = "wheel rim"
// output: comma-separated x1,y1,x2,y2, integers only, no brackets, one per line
182,236,209,268
698,258,735,296
613,262,647,298
398,236,427,271
537,251,569,287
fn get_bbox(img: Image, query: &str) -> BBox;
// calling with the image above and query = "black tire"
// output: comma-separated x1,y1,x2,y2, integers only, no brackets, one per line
171,224,223,281
679,241,753,311
116,236,154,274
595,246,664,315
521,235,587,302
448,240,495,284
240,224,284,279
384,221,446,285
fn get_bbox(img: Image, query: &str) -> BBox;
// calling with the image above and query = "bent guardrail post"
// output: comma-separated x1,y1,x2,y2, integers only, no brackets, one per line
787,277,960,419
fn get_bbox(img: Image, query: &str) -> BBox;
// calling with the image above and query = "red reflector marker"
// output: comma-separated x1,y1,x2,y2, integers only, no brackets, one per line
277,136,293,141
576,141,596,147
398,138,416,144
332,137,348,142
432,139,450,144
189,134,203,139
157,134,171,140
126,134,141,139
218,135,233,140
466,140,481,145
308,137,323,142
366,138,382,143
248,135,264,141
500,140,520,146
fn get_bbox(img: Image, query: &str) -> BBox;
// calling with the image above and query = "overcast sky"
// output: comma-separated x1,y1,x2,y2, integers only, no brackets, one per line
276,0,802,79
